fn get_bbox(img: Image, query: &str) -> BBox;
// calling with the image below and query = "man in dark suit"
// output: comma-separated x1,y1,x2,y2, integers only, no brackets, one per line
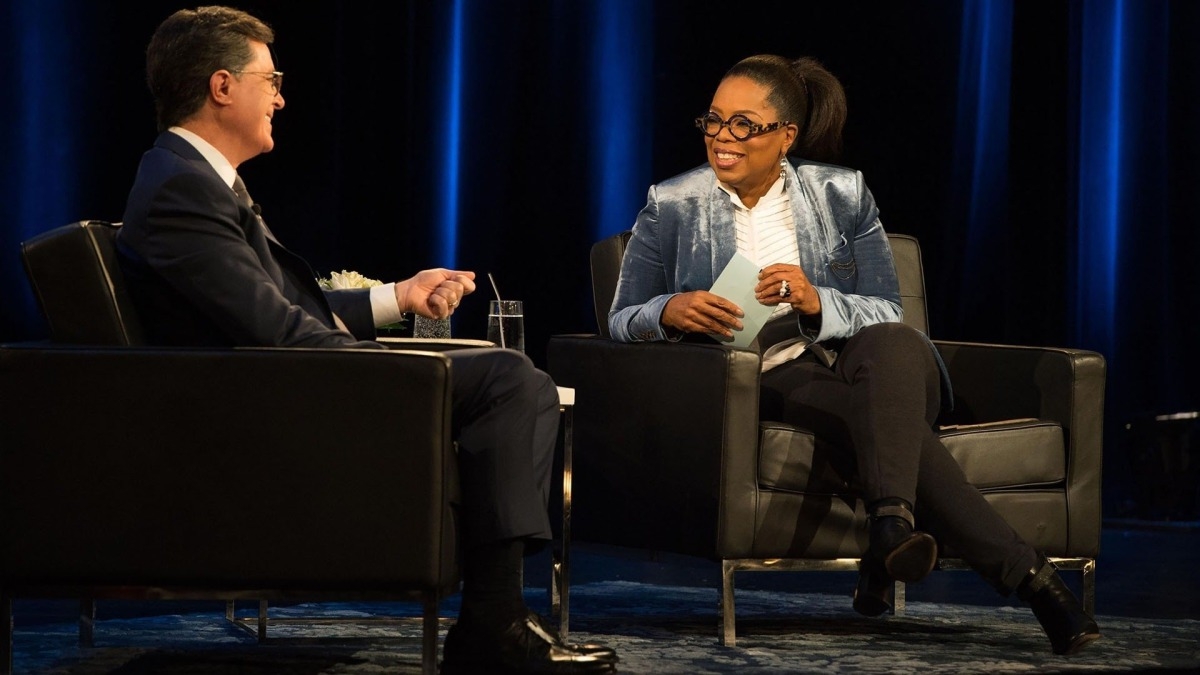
116,6,617,674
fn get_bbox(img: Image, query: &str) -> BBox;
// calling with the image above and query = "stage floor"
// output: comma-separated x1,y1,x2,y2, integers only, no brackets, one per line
9,523,1199,674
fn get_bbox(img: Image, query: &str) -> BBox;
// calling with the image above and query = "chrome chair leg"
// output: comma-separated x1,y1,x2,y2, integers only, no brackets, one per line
1047,557,1096,616
1081,558,1096,617
550,395,574,640
720,560,737,647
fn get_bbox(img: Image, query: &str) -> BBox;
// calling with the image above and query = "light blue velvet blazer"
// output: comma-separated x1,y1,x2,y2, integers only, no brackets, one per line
609,158,903,346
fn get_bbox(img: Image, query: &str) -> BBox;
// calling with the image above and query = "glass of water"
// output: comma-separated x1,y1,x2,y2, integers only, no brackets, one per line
487,300,525,352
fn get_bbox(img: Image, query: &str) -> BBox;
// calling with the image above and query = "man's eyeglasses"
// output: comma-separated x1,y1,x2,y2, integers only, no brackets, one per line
233,70,284,95
695,112,789,141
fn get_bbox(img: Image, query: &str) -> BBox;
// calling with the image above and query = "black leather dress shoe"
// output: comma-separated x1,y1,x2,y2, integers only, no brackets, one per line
528,612,617,660
442,610,619,674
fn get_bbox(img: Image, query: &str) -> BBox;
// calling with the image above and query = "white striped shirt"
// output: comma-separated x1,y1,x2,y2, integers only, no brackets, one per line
718,175,809,371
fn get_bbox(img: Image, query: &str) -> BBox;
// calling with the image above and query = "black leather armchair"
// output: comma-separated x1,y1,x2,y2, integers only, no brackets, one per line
1,221,464,674
546,231,1105,645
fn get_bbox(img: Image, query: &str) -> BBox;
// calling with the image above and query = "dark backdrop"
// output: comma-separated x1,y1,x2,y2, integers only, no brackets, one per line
3,0,1197,518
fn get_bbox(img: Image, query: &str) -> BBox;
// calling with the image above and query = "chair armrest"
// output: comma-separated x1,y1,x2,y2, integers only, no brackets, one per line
934,340,1106,556
0,344,459,592
546,334,761,559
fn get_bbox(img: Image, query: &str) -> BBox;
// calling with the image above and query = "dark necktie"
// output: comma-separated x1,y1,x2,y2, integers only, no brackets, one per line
231,174,278,243
232,174,253,208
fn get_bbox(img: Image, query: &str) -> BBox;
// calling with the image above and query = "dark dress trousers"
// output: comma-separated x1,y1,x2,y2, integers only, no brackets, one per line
117,131,556,548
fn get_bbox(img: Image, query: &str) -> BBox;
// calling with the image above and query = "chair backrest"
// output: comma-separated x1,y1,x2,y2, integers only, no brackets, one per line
887,233,930,335
590,231,929,338
589,231,632,338
20,220,145,345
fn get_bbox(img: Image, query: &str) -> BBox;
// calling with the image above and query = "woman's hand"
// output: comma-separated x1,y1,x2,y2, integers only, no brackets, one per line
755,263,821,315
662,291,744,338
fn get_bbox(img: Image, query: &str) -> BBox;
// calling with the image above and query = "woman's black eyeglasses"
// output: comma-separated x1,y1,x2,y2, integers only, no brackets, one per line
695,112,789,140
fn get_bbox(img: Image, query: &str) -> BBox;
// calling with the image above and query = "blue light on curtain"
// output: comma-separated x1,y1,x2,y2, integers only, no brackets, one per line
15,0,75,240
952,0,1012,324
1074,0,1125,357
5,0,76,338
438,0,466,268
1072,0,1176,415
590,0,652,241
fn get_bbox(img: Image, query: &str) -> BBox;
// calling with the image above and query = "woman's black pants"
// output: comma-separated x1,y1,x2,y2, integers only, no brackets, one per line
759,322,1037,594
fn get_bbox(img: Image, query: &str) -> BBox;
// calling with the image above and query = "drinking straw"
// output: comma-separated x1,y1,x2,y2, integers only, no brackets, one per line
488,273,503,302
487,273,506,348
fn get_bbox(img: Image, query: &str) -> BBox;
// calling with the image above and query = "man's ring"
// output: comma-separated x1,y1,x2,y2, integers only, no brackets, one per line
779,280,792,298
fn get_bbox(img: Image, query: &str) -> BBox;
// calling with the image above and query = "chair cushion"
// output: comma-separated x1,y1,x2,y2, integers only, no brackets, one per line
939,420,1065,489
757,423,853,495
758,419,1065,495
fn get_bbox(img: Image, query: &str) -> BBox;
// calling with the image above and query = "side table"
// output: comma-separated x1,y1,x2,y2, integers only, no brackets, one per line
551,386,574,639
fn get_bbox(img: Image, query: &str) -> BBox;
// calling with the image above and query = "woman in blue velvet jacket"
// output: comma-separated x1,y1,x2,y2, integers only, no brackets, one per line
609,54,1099,656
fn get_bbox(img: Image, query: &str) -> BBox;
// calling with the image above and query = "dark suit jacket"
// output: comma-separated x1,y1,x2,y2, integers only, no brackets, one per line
117,131,382,349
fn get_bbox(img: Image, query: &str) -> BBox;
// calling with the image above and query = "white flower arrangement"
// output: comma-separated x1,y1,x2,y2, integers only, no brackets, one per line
318,270,383,290
316,270,412,334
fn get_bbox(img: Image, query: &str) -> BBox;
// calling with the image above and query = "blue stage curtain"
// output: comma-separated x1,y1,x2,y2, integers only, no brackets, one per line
1,0,1197,425
950,0,1193,420
438,0,466,269
430,0,652,259
588,0,653,242
1,0,78,341
950,0,1013,331
1070,0,1185,417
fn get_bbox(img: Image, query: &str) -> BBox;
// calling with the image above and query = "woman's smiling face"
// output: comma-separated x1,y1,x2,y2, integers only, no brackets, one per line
704,75,796,207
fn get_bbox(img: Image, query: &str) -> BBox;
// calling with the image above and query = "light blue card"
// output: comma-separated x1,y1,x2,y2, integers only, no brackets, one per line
709,252,775,349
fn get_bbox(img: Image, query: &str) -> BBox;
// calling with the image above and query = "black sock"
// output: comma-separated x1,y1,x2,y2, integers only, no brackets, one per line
459,538,527,629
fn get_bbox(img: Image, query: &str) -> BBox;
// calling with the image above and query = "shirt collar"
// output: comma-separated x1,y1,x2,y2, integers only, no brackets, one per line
717,173,787,210
168,126,238,189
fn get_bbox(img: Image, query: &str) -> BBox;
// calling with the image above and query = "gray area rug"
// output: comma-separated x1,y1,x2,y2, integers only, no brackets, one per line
15,581,1199,674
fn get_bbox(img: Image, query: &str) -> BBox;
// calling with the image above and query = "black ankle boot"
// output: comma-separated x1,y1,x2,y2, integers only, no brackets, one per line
865,498,937,584
852,563,894,617
1017,557,1100,655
